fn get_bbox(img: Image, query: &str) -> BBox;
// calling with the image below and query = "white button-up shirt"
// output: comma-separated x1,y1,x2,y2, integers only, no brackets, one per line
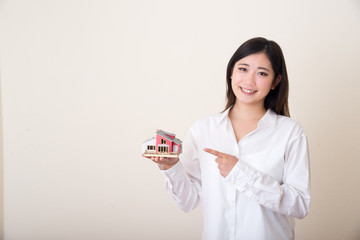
162,108,311,240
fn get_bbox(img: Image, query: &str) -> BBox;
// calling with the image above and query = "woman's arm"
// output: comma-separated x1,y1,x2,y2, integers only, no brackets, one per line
148,127,202,212
205,134,310,219
161,160,201,212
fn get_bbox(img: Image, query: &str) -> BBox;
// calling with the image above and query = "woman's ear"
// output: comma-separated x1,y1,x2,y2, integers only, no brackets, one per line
271,74,282,90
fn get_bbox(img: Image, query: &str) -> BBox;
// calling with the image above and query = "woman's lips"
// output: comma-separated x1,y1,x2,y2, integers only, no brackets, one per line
240,87,256,94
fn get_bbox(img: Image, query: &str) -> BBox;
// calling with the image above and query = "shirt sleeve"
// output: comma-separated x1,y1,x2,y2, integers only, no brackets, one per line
160,126,202,212
225,134,311,219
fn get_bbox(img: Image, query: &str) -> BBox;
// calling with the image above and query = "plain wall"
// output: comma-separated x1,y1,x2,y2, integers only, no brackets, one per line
1,0,360,239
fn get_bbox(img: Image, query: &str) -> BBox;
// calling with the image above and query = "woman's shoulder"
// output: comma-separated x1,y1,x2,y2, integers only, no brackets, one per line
275,113,307,137
189,111,226,133
193,111,225,126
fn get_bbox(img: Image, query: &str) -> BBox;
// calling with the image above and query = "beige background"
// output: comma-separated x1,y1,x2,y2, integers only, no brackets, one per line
1,0,360,239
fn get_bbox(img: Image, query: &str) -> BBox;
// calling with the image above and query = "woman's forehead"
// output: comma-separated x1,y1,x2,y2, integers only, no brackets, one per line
235,53,272,69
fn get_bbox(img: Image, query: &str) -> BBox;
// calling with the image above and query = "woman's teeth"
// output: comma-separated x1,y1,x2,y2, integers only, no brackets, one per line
241,87,256,93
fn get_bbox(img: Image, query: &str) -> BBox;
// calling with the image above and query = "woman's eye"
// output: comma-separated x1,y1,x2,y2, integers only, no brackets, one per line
258,72,268,76
238,68,246,71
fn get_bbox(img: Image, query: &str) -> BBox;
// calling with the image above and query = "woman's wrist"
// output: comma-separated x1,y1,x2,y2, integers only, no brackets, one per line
158,158,179,170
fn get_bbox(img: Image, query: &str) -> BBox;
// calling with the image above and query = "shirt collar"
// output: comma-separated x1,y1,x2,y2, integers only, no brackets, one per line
217,108,231,124
259,109,277,128
217,107,278,128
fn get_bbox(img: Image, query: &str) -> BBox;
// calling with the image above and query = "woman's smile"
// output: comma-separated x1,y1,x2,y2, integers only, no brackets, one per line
240,87,257,94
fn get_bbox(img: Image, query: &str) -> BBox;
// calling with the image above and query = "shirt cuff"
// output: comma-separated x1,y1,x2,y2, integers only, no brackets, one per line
160,160,186,181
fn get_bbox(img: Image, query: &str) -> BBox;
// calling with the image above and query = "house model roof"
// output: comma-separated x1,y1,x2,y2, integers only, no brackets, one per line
156,129,182,145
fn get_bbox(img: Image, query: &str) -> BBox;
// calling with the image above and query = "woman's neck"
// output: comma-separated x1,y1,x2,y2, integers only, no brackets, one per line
229,102,267,122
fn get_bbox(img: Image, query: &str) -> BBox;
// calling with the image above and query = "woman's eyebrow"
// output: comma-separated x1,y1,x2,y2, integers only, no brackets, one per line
258,67,270,72
237,63,270,72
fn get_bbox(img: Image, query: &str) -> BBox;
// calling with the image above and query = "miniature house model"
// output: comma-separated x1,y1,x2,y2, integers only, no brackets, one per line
142,130,182,158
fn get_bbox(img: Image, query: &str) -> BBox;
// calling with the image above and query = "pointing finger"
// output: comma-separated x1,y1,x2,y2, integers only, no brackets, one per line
203,148,225,158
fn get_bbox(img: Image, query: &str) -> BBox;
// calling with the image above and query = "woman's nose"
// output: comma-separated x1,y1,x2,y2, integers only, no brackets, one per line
244,72,256,86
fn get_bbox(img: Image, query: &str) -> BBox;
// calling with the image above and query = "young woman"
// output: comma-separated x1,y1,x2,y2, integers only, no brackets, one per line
146,37,310,240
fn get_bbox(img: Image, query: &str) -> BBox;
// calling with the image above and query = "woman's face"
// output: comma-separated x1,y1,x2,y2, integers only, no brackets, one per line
231,52,279,108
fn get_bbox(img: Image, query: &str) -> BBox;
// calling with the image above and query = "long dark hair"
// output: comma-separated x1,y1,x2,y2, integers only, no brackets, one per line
224,37,290,117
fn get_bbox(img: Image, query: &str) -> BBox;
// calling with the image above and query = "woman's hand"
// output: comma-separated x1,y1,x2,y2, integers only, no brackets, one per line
143,155,179,170
203,148,238,177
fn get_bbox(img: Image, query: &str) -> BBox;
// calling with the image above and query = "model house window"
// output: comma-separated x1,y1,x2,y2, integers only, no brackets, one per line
161,139,166,144
147,145,155,150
